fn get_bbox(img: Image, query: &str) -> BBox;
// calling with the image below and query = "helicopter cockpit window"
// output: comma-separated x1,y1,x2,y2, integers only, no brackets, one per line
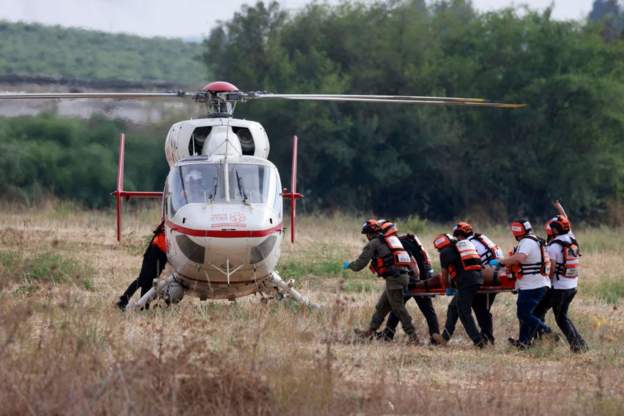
169,163,224,212
228,164,269,204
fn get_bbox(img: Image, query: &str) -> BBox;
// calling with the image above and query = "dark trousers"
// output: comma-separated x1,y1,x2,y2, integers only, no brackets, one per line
517,287,551,345
473,293,497,343
443,284,483,345
369,287,416,336
120,243,167,303
534,288,587,351
384,296,440,338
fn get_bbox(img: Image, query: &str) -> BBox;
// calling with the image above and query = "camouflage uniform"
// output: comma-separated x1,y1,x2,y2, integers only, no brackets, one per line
349,237,416,336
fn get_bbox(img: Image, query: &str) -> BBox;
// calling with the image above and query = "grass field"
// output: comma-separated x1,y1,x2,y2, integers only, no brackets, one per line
0,202,622,415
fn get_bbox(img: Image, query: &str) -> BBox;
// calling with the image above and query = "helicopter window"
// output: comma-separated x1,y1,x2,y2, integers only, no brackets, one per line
232,127,255,156
228,164,269,204
273,173,282,214
169,163,225,211
188,126,212,155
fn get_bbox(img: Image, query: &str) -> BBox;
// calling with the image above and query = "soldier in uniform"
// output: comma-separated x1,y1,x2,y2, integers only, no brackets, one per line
377,232,441,344
343,220,420,344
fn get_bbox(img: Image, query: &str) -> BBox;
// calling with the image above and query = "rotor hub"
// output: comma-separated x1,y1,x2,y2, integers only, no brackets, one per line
195,81,245,117
201,81,239,93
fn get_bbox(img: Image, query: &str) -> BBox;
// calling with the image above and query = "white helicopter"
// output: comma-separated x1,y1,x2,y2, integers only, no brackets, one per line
0,82,523,309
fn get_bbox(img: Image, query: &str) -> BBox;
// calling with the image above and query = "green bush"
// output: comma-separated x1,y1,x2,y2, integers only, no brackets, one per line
0,114,169,208
206,1,624,222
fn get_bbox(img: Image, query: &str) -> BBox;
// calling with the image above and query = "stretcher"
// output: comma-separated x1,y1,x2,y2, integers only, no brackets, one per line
406,266,516,296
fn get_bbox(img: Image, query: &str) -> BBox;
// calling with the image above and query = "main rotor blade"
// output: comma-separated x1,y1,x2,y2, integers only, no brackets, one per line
256,93,487,102
252,94,525,108
0,92,189,100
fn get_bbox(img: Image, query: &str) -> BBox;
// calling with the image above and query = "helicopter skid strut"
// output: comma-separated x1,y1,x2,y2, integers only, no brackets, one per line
126,272,318,310
126,274,177,311
264,272,319,309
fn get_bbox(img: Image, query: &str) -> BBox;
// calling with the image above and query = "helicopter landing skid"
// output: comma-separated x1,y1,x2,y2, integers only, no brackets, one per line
126,274,180,311
262,272,319,309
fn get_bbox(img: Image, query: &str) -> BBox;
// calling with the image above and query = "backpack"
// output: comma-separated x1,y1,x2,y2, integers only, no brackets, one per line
399,234,433,278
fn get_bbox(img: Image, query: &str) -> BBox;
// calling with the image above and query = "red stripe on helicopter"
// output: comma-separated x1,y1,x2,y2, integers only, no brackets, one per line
166,220,283,238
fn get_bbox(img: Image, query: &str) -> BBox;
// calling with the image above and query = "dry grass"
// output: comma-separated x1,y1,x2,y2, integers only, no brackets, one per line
0,203,623,415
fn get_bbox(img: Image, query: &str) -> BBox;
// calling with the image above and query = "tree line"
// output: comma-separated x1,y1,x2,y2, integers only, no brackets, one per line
0,115,168,207
1,1,623,224
204,0,624,223
0,21,207,86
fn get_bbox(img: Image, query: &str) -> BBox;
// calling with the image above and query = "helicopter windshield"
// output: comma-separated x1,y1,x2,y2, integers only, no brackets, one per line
170,163,224,212
168,162,270,213
228,164,269,203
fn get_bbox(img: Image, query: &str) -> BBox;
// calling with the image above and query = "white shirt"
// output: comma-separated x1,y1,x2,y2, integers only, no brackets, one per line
469,234,504,265
548,234,578,290
515,236,551,290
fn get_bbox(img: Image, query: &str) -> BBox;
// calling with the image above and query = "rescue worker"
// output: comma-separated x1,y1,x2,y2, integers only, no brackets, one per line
534,206,588,352
452,222,503,345
496,219,553,349
116,220,168,310
429,234,486,348
377,230,441,344
343,220,420,345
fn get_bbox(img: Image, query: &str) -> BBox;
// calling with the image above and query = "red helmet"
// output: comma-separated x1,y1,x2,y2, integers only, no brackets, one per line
511,219,532,238
452,221,473,237
549,215,571,235
380,221,398,236
433,233,454,251
361,219,381,235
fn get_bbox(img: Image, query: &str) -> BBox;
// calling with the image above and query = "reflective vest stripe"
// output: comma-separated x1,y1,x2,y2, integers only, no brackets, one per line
470,234,500,265
455,240,482,272
550,239,581,279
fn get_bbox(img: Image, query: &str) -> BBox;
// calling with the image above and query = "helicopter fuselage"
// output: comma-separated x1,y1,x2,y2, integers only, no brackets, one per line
160,117,285,300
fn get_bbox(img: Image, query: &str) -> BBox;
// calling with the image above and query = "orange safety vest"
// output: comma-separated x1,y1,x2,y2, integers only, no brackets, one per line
510,235,550,280
152,230,167,253
469,233,500,265
549,238,580,279
369,235,412,276
448,240,482,280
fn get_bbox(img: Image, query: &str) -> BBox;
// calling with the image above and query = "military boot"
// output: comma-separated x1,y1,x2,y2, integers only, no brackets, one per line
353,328,375,341
115,296,128,311
431,332,448,346
375,328,395,342
475,338,487,349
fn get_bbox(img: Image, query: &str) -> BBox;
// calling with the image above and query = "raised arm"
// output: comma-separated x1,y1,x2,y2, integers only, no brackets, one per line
553,200,568,218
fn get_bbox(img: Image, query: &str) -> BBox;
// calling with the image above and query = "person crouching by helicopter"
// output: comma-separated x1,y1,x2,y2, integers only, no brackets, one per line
452,222,503,345
495,219,553,349
534,209,588,352
377,228,441,345
343,220,420,345
116,220,167,310
429,234,487,348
